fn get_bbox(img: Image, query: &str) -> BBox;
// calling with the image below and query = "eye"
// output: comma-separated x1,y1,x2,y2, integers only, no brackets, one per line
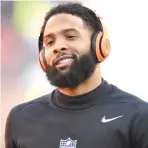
47,40,54,46
66,35,76,39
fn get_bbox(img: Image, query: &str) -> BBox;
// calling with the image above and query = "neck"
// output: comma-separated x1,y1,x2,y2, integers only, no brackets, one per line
57,65,102,96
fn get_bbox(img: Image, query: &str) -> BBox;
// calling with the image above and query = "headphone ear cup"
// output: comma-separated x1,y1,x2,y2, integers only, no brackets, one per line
100,20,111,58
101,35,111,58
93,15,111,63
95,32,111,63
91,31,108,63
39,50,47,72
95,32,105,62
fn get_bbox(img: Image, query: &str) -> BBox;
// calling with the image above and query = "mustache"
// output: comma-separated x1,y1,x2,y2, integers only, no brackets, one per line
52,51,77,66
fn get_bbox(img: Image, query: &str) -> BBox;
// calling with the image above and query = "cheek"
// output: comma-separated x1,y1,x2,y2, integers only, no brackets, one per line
76,38,91,55
44,49,53,66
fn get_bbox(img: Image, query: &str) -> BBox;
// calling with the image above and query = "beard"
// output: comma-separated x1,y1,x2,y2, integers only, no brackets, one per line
46,51,96,88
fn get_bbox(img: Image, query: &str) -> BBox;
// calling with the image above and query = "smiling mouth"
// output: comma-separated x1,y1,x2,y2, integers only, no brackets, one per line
54,55,74,69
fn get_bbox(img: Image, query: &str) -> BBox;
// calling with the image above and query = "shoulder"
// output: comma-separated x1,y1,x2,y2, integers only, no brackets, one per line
108,82,147,103
7,92,54,120
107,82,148,114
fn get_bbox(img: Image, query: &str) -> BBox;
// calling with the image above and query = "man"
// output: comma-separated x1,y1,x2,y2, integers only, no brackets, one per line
5,3,148,148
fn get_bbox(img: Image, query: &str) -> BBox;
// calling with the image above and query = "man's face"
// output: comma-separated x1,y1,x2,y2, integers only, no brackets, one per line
43,13,96,88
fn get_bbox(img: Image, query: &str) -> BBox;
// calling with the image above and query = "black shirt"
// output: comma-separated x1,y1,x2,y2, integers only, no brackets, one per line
5,79,148,148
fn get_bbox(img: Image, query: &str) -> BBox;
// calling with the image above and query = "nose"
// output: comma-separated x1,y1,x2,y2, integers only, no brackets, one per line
53,44,68,55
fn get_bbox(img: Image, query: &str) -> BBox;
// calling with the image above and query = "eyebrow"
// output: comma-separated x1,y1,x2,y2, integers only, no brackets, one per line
44,28,79,39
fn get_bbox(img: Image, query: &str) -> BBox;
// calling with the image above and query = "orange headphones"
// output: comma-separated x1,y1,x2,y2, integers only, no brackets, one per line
38,14,111,73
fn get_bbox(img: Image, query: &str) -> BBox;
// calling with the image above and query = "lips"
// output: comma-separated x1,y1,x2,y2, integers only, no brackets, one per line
53,55,74,67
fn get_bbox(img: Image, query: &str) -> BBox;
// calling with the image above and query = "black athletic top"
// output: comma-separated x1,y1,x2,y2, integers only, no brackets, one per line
5,79,148,148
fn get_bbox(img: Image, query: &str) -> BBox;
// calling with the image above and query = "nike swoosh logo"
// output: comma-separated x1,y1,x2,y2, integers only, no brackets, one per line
101,115,123,123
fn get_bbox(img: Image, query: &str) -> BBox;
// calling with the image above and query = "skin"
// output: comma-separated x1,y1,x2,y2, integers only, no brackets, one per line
43,13,102,96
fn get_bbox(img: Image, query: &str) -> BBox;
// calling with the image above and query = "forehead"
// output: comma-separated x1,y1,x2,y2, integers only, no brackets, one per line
44,13,87,36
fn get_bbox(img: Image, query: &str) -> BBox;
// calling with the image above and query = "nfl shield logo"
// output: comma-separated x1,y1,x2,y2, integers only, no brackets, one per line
59,137,77,148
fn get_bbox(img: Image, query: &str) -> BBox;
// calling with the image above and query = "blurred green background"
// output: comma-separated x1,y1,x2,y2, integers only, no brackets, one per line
1,1,57,147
